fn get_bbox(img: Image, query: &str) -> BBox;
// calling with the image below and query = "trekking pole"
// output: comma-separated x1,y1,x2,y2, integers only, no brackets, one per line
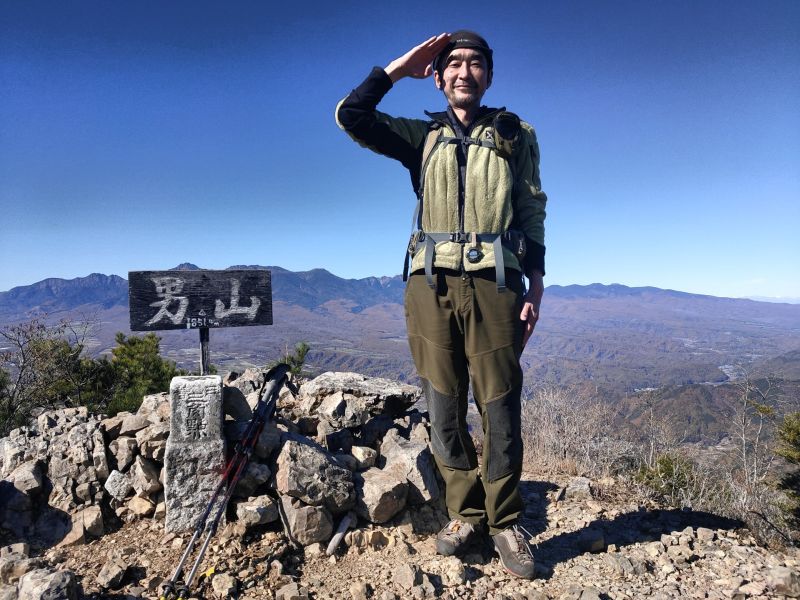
159,373,272,600
161,363,290,600
160,403,264,600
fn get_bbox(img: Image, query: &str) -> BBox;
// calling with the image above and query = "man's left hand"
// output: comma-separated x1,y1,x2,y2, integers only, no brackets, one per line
520,270,544,348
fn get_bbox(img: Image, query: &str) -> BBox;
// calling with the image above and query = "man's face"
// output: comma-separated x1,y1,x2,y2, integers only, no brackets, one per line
434,48,491,111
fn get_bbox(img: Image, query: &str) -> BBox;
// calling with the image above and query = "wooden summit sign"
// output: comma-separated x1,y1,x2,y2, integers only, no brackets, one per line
129,270,272,332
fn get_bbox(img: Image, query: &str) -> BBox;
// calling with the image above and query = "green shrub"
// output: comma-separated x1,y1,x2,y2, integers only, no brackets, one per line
271,341,311,379
776,412,800,531
106,333,182,415
635,452,705,507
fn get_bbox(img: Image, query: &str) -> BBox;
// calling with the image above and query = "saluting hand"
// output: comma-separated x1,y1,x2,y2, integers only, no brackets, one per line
385,33,451,83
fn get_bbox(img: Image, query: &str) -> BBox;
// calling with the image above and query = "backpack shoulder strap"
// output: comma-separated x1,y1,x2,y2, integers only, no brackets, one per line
421,126,442,176
413,124,446,229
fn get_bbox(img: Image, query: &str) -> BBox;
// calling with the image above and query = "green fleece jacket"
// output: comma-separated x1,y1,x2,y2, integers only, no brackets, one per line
336,67,547,276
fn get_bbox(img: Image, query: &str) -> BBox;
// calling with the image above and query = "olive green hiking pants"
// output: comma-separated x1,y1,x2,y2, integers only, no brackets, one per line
405,269,525,535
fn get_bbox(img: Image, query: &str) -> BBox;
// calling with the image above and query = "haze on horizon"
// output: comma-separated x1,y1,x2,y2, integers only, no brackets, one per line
1,1,798,300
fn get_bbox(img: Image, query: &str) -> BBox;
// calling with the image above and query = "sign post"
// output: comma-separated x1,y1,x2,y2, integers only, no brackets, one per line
128,269,273,372
128,269,273,532
199,327,210,375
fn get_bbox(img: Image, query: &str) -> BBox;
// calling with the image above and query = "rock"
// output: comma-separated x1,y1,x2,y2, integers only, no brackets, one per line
222,386,253,422
211,573,237,598
165,376,226,533
296,416,320,436
57,518,86,548
440,556,466,586
104,470,133,501
767,566,800,597
17,568,78,600
154,501,167,520
317,392,369,429
275,436,355,514
138,392,170,422
0,553,45,585
78,505,104,537
140,439,166,462
281,495,334,546
235,495,279,527
135,422,170,447
10,461,43,495
128,496,156,517
644,541,665,558
345,529,367,549
0,584,15,600
351,446,377,470
696,527,715,543
90,428,110,480
565,477,593,499
380,428,439,504
738,581,767,596
96,558,128,589
276,581,309,600
0,481,33,537
298,372,421,428
101,415,126,440
119,414,150,436
318,424,354,453
226,368,267,395
581,588,602,600
419,573,436,597
604,553,647,578
144,576,163,592
255,423,281,459
360,415,396,447
130,456,162,498
367,530,389,550
74,481,97,504
578,528,605,553
559,586,601,600
354,468,408,524
234,462,271,498
350,581,370,600
305,542,325,558
334,452,359,471
0,543,29,558
393,563,420,590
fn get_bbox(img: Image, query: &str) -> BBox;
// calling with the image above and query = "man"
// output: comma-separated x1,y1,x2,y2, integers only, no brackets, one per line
336,31,546,579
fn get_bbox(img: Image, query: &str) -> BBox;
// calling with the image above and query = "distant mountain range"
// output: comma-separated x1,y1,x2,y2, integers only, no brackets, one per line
0,265,405,317
2,264,799,443
746,296,800,305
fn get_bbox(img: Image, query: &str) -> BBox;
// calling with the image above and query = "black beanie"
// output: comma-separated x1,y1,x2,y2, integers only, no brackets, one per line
432,30,494,74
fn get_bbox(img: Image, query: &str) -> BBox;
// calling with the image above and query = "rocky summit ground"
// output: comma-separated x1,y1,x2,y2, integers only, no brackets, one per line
20,473,800,600
2,369,800,599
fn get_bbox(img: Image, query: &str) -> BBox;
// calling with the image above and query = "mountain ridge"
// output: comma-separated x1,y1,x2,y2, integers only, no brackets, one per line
2,267,791,311
1,266,799,444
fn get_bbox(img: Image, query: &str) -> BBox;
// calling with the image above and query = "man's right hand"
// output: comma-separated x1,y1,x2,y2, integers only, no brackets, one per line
385,33,451,83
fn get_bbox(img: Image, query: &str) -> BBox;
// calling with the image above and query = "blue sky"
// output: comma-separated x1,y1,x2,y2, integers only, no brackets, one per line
1,0,798,299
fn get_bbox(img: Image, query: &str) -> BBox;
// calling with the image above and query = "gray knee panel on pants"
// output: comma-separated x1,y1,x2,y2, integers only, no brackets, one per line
423,379,477,471
484,388,523,482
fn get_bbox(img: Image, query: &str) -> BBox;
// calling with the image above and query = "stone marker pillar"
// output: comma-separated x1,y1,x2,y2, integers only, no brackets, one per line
164,376,226,532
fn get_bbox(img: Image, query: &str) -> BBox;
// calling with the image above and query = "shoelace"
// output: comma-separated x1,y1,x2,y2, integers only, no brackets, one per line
442,519,470,539
511,524,535,560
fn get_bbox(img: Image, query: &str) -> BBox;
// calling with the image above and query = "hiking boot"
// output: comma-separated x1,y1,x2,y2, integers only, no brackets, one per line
436,519,478,556
492,525,535,579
